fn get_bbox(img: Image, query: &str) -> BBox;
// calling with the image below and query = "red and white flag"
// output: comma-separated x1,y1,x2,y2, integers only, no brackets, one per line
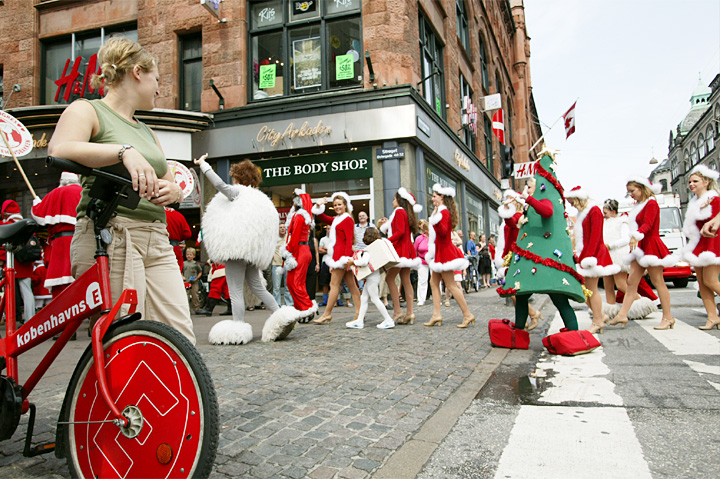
492,109,505,145
563,102,577,139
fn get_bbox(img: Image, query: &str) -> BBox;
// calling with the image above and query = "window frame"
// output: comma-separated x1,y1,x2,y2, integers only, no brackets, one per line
484,114,493,173
478,34,488,92
419,13,446,120
179,32,203,112
459,74,475,153
247,0,363,102
456,0,470,54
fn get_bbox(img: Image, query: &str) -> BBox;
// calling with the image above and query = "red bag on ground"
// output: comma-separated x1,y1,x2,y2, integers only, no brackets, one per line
488,319,530,349
542,328,601,356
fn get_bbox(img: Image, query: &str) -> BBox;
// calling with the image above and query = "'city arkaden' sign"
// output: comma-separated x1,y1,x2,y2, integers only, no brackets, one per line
257,120,332,147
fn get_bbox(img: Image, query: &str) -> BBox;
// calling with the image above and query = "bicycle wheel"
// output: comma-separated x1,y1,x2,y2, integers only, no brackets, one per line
60,320,218,479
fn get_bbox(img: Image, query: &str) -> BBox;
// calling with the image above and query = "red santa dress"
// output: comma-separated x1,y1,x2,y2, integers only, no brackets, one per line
31,184,82,295
495,203,522,268
312,204,354,270
682,190,720,266
32,261,52,309
282,193,317,316
426,205,469,273
575,203,621,277
207,263,229,300
165,206,192,271
624,197,676,268
379,207,421,269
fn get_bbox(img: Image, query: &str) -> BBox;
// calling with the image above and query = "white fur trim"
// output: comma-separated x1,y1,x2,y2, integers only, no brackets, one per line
428,205,447,226
565,186,588,199
627,297,658,319
396,256,422,269
494,219,507,267
495,266,507,280
294,188,306,196
202,185,279,268
626,198,653,243
323,212,352,269
428,256,469,273
284,254,298,271
631,231,645,241
627,175,662,194
602,302,621,319
208,320,253,345
682,190,719,266
573,201,599,257
577,257,621,278
397,187,416,206
432,183,456,197
498,203,517,219
413,204,423,213
625,247,678,268
44,276,75,288
296,209,312,225
311,203,325,215
262,306,301,342
690,164,720,181
31,213,78,226
332,191,353,212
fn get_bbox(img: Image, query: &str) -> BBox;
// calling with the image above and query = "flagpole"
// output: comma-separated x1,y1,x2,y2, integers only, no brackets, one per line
529,97,579,153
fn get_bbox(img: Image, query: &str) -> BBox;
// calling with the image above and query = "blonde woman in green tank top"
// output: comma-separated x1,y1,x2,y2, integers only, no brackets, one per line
48,37,196,344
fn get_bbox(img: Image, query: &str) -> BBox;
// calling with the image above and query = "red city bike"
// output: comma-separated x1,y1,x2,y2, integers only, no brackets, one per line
0,157,218,478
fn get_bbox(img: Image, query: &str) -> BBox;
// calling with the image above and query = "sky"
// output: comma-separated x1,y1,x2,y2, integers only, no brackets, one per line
523,0,720,203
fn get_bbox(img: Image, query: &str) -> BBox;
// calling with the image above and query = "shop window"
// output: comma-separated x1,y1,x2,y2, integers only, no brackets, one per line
456,0,469,54
479,34,488,92
41,25,137,105
699,133,706,158
690,142,698,165
484,115,493,173
466,192,484,238
180,33,203,111
707,124,715,151
419,14,445,120
249,0,362,101
459,74,475,153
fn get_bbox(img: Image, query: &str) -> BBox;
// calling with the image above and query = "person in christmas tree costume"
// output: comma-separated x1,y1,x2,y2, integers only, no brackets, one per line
497,148,588,331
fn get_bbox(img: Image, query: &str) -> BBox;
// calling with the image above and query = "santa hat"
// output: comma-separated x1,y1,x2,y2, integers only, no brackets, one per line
397,187,423,213
60,171,79,184
626,176,662,195
565,185,589,200
332,191,353,212
294,188,313,212
690,164,720,181
2,200,20,216
432,183,456,198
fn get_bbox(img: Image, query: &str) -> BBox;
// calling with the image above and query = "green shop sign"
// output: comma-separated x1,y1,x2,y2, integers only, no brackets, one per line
260,148,372,187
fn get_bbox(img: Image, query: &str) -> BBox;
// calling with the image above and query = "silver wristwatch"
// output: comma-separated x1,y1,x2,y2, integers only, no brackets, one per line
118,144,133,162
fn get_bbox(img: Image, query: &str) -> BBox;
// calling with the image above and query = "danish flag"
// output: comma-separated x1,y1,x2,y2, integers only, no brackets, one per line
563,102,577,139
492,109,505,145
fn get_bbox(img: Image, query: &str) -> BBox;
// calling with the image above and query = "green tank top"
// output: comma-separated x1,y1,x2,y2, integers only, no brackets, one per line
76,99,167,223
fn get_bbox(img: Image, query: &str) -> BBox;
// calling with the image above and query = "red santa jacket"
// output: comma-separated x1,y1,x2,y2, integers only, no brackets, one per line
575,204,620,277
380,207,420,268
312,205,354,269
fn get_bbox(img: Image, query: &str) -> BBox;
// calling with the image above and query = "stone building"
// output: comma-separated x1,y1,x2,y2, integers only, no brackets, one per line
0,0,542,241
669,74,720,212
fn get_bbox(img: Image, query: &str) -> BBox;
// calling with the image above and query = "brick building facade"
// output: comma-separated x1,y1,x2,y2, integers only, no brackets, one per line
1,0,541,242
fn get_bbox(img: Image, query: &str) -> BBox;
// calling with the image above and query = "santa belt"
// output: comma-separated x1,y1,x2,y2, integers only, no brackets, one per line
299,241,309,245
52,231,75,240
169,239,181,246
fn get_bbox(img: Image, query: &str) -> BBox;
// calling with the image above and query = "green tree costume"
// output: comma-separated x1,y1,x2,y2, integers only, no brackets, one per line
498,149,587,330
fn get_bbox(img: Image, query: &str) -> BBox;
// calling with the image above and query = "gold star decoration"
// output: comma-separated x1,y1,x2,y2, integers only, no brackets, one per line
537,143,557,160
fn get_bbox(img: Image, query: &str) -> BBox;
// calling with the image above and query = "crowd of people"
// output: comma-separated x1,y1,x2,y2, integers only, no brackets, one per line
4,37,719,354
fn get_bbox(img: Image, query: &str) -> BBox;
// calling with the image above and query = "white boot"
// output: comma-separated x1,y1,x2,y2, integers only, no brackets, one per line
346,318,364,329
377,318,395,329
208,320,253,345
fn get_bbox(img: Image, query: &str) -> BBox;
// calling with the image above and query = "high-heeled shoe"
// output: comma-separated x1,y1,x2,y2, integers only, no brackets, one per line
424,316,443,327
654,317,676,330
312,313,332,325
607,315,628,328
444,300,451,307
392,311,405,323
397,313,415,325
587,322,605,334
457,315,476,328
699,318,720,330
526,312,543,331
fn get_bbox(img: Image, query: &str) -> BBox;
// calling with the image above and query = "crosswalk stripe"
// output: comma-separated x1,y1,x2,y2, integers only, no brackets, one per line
638,318,720,355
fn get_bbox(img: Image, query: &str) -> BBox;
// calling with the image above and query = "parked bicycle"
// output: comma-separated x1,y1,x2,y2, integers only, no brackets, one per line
462,255,480,293
0,156,218,478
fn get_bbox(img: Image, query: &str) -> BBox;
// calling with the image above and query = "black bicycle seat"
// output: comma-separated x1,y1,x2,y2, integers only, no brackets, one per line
0,218,38,248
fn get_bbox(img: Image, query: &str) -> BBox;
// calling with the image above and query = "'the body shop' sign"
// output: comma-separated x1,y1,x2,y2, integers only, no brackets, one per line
260,148,372,187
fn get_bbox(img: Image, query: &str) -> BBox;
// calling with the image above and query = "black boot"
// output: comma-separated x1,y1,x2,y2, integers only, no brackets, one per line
220,300,232,316
195,297,218,316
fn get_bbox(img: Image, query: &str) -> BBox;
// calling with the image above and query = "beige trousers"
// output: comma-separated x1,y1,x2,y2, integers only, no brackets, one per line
71,216,196,345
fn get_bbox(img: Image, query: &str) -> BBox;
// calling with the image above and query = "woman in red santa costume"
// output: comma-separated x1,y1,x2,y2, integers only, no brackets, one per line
311,192,362,324
30,172,82,297
495,190,542,330
196,155,300,344
682,165,720,330
378,187,422,325
608,177,676,330
566,186,621,334
425,183,474,328
281,189,318,321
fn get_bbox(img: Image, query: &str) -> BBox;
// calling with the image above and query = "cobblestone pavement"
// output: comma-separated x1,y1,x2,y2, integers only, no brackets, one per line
0,288,543,478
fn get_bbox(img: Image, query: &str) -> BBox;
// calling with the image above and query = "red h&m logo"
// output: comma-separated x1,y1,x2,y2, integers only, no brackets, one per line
54,53,104,102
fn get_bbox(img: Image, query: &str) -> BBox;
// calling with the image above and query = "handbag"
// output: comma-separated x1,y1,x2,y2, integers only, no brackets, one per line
542,328,601,356
488,319,530,349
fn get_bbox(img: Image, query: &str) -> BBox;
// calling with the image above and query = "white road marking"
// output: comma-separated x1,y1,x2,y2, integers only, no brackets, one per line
638,318,720,356
683,360,720,376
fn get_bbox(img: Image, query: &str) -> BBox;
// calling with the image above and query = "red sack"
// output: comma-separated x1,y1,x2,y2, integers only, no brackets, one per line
542,329,601,356
488,319,530,349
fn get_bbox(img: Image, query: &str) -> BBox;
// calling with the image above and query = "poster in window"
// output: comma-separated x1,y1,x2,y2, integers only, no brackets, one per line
259,64,276,89
293,1,316,15
293,37,321,90
335,54,354,81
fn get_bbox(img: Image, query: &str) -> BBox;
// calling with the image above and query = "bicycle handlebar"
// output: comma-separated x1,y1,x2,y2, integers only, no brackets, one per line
46,156,135,191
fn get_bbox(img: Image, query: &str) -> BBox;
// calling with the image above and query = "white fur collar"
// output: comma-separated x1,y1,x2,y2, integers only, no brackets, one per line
683,190,719,244
429,205,447,225
380,207,402,236
627,197,654,233
573,202,599,256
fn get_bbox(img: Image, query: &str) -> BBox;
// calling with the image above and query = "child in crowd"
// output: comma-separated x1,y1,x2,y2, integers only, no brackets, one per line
346,228,397,330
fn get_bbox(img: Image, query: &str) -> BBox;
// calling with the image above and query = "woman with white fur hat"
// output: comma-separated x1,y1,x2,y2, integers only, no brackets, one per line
682,165,720,330
378,187,423,326
311,192,362,324
608,177,676,330
196,156,300,344
566,185,621,334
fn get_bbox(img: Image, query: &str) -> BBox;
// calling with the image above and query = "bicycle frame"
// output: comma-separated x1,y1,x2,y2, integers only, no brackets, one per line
0,247,138,427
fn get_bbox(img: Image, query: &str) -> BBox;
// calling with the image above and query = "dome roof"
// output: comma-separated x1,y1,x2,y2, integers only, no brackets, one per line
679,75,711,134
